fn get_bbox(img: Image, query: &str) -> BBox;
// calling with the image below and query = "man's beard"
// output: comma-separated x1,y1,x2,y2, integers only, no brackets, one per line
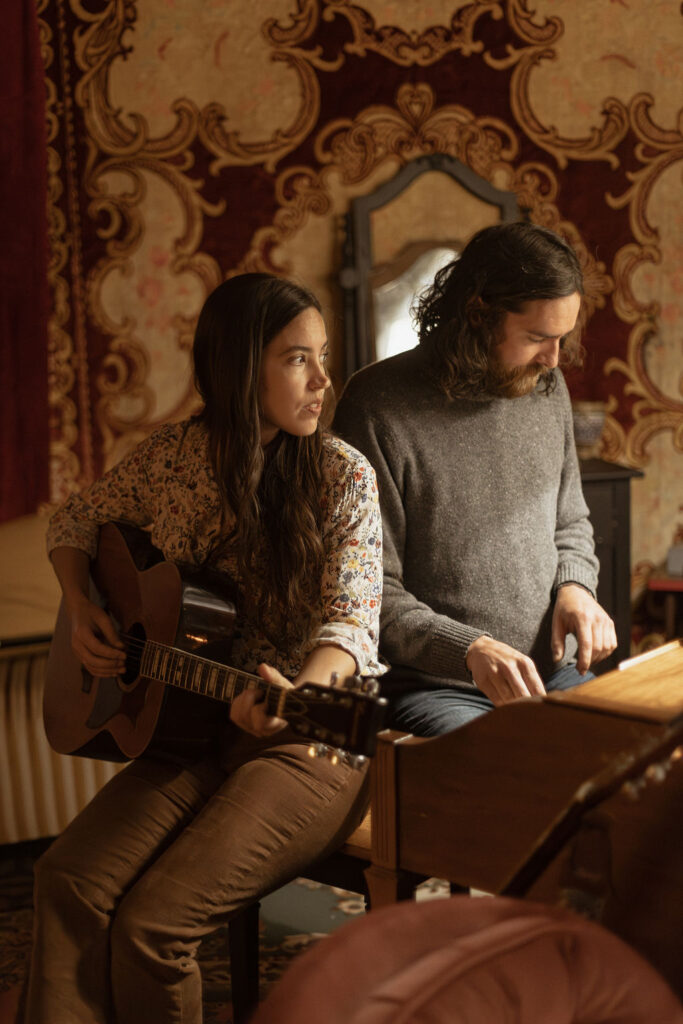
482,362,554,398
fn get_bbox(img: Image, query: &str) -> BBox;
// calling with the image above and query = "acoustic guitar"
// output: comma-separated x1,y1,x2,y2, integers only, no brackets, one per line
44,521,386,765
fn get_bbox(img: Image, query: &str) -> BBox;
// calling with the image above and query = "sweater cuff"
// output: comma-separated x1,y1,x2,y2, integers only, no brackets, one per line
554,561,597,599
430,620,488,684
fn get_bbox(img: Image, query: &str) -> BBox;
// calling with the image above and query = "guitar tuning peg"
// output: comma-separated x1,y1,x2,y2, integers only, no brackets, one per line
341,674,364,692
621,777,646,801
340,675,381,697
347,754,367,771
307,742,328,760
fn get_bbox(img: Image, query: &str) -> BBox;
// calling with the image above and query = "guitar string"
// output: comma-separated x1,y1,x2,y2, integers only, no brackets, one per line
96,635,369,757
112,631,279,711
112,631,331,707
115,632,330,689
114,634,369,709
116,632,258,678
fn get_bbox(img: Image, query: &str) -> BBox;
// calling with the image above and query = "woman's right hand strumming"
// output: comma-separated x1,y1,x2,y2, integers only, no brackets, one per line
51,544,126,677
68,593,126,678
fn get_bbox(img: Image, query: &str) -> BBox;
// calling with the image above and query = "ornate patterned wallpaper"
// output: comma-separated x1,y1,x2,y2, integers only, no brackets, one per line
41,0,682,638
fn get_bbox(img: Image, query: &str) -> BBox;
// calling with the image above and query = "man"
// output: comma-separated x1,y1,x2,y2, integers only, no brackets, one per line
334,221,617,736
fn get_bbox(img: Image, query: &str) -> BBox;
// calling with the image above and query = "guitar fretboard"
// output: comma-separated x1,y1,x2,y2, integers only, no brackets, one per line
139,639,286,716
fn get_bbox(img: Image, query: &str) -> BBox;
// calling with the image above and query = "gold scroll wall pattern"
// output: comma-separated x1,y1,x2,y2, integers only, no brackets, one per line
40,0,683,585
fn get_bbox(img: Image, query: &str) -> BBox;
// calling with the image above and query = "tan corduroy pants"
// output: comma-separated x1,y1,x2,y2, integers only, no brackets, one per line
24,729,368,1024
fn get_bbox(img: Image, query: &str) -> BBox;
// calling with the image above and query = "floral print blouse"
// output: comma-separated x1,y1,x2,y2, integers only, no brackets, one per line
47,420,386,680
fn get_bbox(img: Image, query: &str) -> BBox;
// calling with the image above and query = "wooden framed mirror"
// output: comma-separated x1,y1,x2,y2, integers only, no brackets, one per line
340,154,521,377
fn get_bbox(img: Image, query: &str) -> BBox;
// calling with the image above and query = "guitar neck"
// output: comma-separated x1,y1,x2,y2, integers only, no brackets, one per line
140,638,286,715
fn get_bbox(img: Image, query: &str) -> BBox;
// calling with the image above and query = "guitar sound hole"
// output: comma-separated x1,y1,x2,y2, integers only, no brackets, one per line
122,622,145,685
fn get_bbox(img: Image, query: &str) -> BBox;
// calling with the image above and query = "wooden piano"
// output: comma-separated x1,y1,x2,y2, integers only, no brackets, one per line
366,640,683,996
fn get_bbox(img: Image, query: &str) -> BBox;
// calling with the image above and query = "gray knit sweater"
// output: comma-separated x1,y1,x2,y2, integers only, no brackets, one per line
333,345,599,690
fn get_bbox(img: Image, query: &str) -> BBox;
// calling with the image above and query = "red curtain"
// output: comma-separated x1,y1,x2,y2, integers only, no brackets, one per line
0,0,49,521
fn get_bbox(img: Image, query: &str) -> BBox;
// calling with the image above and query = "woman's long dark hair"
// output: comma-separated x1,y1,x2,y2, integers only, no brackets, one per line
414,222,585,399
193,273,326,638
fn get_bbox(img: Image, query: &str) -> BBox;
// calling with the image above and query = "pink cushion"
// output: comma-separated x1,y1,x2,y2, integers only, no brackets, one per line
251,896,683,1024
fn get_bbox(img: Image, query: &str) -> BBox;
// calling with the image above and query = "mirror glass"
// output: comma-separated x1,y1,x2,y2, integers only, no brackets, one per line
372,245,458,361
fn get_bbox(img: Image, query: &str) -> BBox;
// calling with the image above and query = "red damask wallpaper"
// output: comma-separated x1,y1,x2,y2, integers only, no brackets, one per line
5,0,683,646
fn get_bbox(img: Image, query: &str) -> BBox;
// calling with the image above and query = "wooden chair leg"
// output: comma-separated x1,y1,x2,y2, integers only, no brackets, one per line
364,864,422,908
228,901,261,1024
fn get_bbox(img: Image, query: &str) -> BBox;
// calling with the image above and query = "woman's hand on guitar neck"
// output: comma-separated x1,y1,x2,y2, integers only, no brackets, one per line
230,646,357,738
230,663,292,737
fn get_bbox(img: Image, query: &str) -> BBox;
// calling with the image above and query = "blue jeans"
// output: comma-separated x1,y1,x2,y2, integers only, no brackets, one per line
386,663,594,737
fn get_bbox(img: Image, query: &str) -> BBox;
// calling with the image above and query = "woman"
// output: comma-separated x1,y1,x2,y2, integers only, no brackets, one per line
25,273,385,1022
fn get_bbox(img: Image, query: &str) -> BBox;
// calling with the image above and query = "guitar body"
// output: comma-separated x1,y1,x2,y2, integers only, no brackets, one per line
44,522,237,762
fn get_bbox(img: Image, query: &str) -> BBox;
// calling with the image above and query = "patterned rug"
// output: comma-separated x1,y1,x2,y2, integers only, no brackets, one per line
0,840,448,1022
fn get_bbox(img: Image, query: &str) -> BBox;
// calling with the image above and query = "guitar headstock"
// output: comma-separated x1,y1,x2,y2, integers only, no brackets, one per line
284,675,386,762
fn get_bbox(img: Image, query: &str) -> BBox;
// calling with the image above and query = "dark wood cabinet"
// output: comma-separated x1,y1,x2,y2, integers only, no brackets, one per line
580,459,643,673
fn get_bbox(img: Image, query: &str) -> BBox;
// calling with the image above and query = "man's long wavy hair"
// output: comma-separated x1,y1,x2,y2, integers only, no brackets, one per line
414,222,585,399
193,273,326,640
